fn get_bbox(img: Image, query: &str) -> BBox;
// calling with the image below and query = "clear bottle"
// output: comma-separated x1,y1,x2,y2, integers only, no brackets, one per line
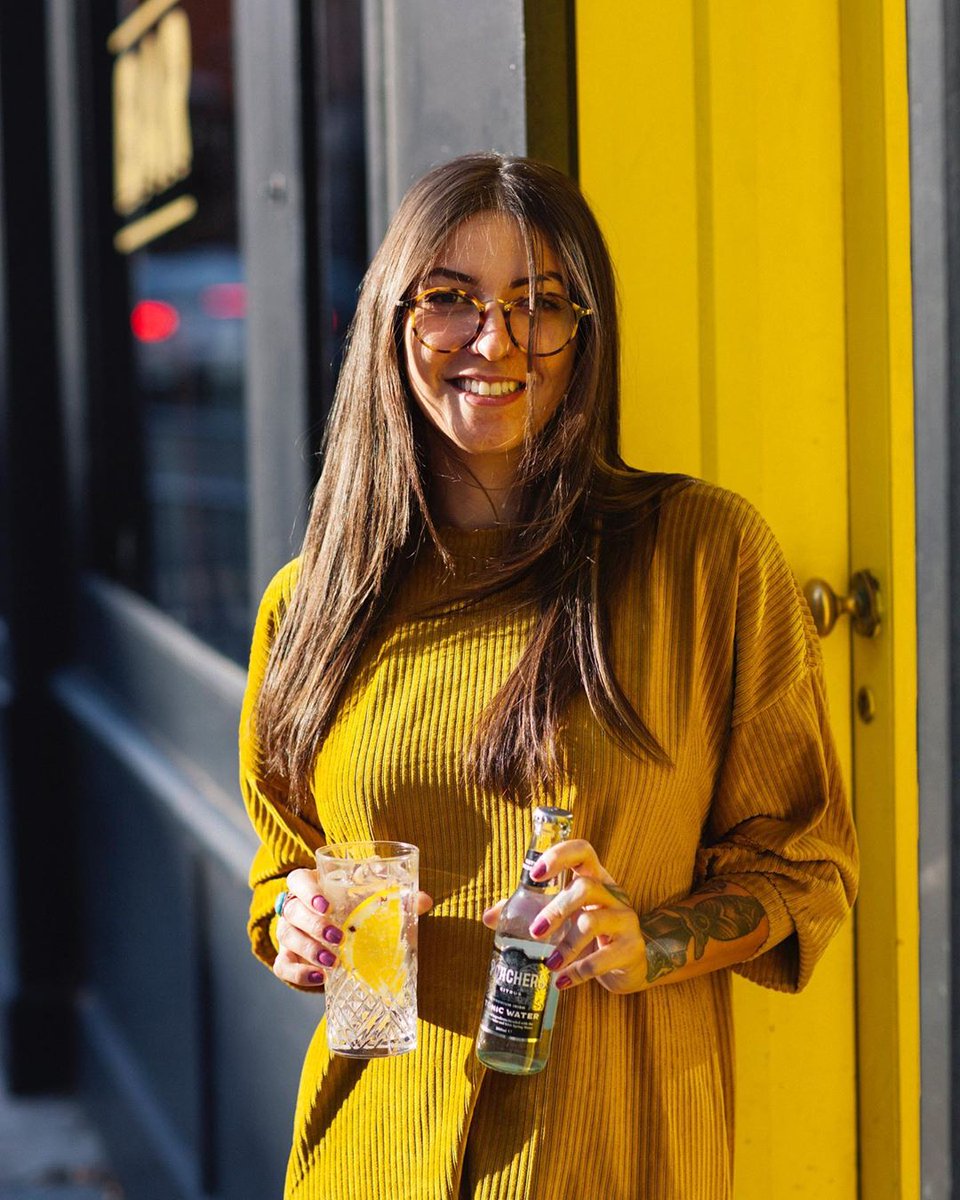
476,805,574,1075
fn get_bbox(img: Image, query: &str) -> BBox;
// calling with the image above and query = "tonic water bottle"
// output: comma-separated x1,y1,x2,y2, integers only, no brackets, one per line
476,805,573,1075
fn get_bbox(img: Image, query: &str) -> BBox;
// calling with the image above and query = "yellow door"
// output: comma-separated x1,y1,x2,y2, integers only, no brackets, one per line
575,3,919,1196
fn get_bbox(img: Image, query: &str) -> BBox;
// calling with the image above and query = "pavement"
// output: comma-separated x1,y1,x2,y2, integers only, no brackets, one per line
0,1079,123,1200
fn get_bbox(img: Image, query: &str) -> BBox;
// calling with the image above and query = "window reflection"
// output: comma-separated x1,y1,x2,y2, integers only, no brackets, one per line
102,0,369,660
314,0,368,406
112,0,248,660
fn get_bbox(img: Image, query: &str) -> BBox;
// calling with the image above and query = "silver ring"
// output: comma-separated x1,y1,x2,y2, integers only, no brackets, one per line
274,889,292,918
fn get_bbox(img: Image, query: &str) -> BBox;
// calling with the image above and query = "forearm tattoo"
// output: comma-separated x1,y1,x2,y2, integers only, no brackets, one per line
639,882,766,984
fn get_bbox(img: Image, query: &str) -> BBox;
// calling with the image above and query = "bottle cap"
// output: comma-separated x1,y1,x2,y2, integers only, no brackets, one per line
533,805,574,821
532,806,573,842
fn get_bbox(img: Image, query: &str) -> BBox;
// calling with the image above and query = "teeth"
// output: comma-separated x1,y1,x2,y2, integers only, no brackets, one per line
459,378,522,397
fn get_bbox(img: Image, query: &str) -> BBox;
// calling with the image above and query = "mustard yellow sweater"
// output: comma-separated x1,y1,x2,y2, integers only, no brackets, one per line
240,479,858,1200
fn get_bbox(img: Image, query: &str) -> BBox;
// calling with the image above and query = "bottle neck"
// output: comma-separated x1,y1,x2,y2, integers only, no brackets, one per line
519,836,563,892
516,807,573,891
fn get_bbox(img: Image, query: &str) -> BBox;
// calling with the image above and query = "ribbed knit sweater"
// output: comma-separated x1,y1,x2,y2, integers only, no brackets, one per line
239,478,858,1200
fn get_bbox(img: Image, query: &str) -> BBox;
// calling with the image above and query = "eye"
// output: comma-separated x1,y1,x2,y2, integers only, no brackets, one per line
514,293,569,314
418,288,472,311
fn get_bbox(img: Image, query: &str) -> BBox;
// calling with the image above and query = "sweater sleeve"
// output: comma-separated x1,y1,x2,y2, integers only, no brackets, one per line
695,500,859,993
239,558,326,978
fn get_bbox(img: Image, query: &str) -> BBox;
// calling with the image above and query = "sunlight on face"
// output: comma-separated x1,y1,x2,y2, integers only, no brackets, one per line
403,212,575,466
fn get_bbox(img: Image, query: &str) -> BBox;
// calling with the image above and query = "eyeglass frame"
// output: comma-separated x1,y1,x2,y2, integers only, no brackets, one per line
396,286,593,358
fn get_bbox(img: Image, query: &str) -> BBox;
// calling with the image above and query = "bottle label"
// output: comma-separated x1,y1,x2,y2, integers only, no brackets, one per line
520,850,547,889
479,940,553,1042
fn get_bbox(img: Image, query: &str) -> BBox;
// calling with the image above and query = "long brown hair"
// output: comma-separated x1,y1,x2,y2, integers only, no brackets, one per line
255,154,690,811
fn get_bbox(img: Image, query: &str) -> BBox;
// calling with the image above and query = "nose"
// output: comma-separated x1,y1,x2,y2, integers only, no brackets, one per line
470,301,512,360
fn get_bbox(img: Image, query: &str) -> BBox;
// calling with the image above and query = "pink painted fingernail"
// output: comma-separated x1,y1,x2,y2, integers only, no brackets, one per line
323,926,343,945
312,895,328,913
318,950,336,967
545,949,564,970
530,917,549,937
556,974,572,989
531,860,547,880
308,971,325,984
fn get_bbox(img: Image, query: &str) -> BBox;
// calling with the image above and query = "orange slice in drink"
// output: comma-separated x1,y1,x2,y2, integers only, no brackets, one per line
341,887,407,996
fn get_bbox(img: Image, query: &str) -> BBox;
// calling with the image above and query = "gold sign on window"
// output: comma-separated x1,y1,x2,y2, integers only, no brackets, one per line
109,0,196,253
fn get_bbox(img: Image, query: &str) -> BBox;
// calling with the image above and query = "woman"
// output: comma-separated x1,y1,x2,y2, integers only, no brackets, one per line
240,154,858,1200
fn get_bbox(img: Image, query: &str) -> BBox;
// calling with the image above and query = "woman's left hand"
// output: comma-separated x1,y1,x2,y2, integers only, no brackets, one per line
481,838,647,995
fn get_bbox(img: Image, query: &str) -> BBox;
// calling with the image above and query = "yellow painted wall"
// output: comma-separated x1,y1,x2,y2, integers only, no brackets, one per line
576,2,918,1195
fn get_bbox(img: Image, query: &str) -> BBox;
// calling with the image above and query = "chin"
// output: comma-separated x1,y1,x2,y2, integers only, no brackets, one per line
450,436,521,459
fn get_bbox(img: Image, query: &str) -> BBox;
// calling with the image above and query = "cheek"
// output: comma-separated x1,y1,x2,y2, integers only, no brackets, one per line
402,328,421,386
403,331,439,406
402,336,465,448
533,353,575,423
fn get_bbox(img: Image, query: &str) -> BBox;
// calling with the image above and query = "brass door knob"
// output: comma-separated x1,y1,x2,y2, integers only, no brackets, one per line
802,570,882,639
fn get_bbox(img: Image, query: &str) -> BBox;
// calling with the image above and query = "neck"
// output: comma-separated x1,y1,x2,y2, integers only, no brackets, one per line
428,443,522,528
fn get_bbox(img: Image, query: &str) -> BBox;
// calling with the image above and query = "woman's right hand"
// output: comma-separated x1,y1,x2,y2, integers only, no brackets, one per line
273,867,435,988
274,867,341,988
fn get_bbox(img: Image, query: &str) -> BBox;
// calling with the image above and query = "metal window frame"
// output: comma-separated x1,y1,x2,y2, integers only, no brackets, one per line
523,0,578,179
235,0,314,605
1,0,77,1093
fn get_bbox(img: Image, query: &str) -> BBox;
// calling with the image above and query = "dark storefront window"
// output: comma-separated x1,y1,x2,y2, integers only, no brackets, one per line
92,0,369,661
312,0,368,420
107,0,247,660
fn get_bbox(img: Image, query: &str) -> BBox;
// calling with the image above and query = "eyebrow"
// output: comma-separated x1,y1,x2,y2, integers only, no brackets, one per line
424,267,566,290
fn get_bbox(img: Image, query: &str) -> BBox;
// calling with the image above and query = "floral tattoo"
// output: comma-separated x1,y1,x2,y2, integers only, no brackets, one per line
639,882,766,983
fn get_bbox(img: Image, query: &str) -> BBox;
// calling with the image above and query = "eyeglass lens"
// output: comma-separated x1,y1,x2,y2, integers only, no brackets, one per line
412,290,578,355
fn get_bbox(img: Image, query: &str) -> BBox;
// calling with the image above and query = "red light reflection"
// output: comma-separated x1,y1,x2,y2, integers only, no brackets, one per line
131,299,180,342
201,282,246,319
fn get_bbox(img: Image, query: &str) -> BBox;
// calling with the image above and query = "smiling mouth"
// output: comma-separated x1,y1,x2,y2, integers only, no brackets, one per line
452,377,525,398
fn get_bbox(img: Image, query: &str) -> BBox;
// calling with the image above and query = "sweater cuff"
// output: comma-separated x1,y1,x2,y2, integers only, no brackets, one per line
715,871,795,957
250,880,288,958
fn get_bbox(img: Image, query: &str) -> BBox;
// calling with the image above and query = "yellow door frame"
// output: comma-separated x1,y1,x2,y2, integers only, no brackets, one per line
839,3,920,1195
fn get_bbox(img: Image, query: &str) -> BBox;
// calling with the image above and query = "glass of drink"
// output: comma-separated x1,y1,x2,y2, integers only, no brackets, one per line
315,840,419,1058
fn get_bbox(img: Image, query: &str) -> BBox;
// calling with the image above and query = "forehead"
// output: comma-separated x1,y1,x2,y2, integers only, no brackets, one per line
428,211,563,282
